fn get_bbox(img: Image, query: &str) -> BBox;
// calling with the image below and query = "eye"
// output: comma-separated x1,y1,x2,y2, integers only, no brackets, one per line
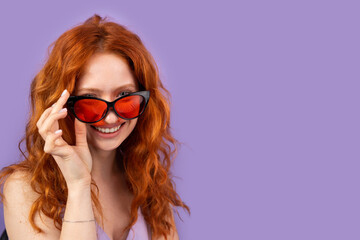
80,91,131,98
81,94,95,97
117,91,131,97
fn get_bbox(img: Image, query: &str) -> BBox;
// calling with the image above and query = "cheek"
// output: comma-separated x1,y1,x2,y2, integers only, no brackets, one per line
127,119,138,131
86,125,95,137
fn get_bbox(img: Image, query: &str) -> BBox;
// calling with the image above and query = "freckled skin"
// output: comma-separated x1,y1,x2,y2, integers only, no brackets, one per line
74,52,139,152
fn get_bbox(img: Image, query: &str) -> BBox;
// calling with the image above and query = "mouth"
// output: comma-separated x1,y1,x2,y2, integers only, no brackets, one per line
90,122,126,135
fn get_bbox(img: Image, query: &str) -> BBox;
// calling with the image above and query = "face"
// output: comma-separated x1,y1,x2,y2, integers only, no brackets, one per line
74,52,138,152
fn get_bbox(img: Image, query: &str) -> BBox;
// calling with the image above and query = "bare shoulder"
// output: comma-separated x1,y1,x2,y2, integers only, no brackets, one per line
3,170,61,240
3,170,34,206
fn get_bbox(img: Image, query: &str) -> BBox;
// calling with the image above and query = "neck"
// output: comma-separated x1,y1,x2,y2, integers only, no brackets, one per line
89,146,125,183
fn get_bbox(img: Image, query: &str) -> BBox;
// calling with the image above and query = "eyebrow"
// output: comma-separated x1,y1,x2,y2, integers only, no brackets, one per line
77,84,137,94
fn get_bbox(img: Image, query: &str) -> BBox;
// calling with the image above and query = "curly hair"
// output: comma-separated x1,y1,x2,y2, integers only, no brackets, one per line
0,14,190,239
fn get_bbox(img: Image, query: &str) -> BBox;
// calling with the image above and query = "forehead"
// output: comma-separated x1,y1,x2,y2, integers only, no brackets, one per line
75,52,137,92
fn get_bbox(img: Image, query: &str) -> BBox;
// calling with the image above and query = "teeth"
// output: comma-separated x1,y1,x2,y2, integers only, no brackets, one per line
94,124,122,133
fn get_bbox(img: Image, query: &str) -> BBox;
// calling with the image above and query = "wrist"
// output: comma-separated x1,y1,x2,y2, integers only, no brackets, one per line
67,178,92,193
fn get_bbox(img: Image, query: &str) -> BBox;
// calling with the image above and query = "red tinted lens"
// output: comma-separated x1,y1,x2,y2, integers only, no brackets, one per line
114,95,145,119
74,99,107,122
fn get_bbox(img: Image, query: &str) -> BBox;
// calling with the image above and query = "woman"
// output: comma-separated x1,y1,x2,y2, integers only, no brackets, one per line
0,14,190,240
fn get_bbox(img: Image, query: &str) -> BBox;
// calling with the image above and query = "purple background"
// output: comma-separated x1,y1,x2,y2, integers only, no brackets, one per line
0,0,359,239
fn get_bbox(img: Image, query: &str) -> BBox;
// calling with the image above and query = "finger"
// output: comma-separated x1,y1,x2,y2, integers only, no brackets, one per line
39,109,68,139
44,130,71,158
43,130,63,154
75,118,88,147
51,89,70,115
36,107,53,129
54,130,68,146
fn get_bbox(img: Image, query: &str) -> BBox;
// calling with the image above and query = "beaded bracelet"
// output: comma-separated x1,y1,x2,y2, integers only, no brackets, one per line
62,218,95,223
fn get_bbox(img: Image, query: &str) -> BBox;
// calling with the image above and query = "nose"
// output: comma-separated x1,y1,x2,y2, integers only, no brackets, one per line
104,107,121,123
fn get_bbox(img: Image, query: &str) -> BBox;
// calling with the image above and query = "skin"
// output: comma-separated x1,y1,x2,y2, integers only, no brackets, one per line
73,52,139,184
74,52,138,238
75,52,179,239
3,51,179,240
74,53,179,240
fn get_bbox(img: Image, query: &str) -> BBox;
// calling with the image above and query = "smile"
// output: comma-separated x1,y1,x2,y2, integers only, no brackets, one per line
91,122,125,134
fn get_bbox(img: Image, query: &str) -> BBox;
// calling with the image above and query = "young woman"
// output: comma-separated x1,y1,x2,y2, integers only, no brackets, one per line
0,14,190,240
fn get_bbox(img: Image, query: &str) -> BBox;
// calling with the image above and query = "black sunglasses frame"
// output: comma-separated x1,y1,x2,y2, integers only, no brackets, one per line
66,90,150,124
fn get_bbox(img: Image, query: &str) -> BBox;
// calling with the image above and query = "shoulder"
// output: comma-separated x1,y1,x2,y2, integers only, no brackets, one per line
3,170,34,204
3,170,61,240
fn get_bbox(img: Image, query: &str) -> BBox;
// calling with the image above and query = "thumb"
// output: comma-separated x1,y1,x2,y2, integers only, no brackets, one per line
74,118,88,147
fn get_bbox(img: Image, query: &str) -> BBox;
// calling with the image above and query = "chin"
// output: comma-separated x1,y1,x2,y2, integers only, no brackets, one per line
91,144,121,152
87,136,126,152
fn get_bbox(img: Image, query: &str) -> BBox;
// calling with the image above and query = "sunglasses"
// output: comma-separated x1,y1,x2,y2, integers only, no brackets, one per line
66,91,150,123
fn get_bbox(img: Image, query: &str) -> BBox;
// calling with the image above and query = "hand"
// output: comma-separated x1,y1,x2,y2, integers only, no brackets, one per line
36,89,93,189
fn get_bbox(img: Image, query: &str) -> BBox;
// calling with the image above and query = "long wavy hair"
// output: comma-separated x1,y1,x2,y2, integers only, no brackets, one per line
0,14,190,239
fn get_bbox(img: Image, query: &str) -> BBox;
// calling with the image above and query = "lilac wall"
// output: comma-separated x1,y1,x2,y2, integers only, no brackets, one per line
0,1,359,239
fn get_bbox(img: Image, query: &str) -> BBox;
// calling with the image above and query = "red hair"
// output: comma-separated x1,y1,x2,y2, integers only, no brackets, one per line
0,14,190,239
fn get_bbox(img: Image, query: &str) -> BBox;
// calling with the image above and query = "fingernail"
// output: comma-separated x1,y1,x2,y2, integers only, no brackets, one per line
59,108,67,113
55,129,62,134
52,103,56,107
61,89,67,97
